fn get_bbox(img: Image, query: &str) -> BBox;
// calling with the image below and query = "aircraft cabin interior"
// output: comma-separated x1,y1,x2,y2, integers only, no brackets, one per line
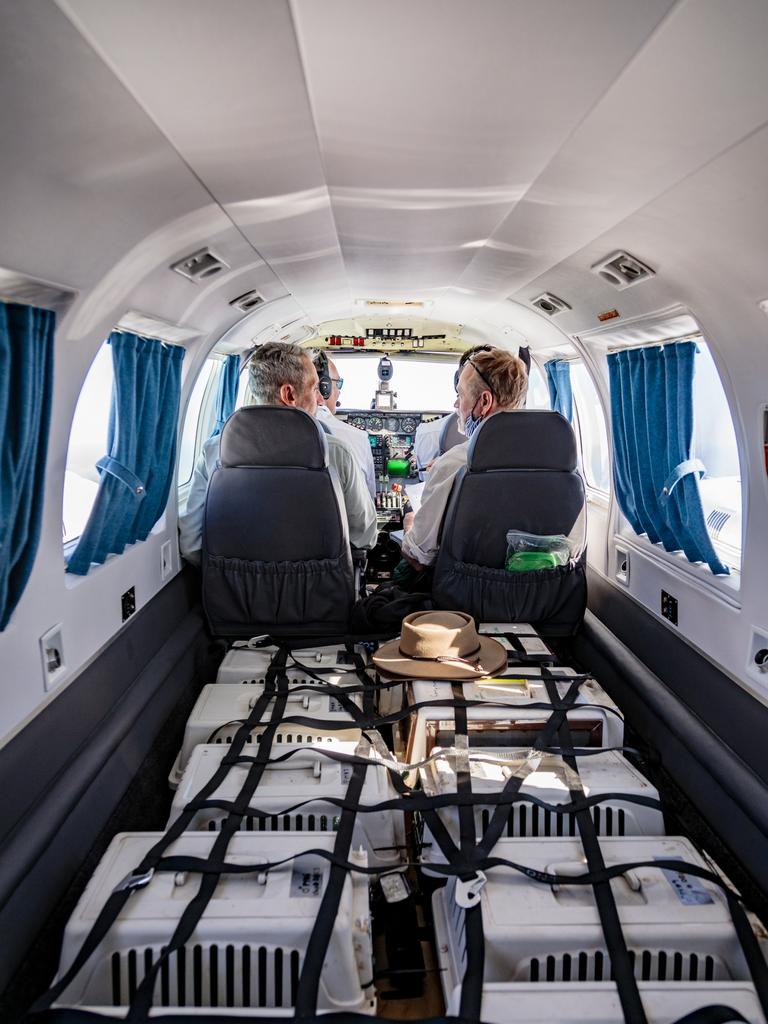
1,2,768,1022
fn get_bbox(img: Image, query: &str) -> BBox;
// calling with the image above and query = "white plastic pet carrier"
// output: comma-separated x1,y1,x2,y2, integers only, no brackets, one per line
55,832,375,1015
170,682,364,787
444,981,766,1024
169,741,405,868
215,644,370,686
432,836,751,998
403,670,623,764
419,749,663,867
478,622,556,660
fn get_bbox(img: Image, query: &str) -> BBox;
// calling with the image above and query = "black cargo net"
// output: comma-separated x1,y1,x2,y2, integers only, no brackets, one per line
27,633,768,1024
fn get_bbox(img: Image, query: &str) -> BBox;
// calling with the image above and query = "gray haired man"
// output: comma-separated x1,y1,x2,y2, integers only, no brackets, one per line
179,342,377,565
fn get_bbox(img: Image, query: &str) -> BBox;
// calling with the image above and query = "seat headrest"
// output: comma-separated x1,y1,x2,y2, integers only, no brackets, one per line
467,410,577,471
219,406,328,469
438,413,464,454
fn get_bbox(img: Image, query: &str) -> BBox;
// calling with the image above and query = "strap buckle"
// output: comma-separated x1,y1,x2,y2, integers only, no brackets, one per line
454,871,487,908
113,867,155,893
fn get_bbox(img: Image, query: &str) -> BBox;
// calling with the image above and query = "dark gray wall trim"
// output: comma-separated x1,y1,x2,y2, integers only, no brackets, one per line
574,606,768,900
587,568,768,780
0,570,213,993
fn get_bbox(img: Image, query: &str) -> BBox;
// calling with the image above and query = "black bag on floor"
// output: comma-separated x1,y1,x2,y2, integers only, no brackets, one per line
350,583,434,636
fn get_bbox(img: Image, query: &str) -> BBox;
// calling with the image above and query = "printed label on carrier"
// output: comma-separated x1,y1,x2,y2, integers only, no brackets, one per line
656,857,714,906
328,696,344,712
519,636,551,656
291,867,325,897
479,623,535,635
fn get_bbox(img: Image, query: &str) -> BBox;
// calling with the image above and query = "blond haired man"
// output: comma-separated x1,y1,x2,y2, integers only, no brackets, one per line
401,347,528,569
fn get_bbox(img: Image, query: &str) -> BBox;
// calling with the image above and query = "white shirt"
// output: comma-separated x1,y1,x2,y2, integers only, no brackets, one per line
179,429,378,566
317,405,376,498
401,440,470,567
413,414,450,476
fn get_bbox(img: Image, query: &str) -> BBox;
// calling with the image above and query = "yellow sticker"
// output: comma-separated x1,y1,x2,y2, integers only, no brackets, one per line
480,677,528,686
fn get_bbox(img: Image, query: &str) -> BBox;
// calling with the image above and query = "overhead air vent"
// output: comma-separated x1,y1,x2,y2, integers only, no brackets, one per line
229,289,264,312
531,293,571,317
170,247,229,282
592,251,655,290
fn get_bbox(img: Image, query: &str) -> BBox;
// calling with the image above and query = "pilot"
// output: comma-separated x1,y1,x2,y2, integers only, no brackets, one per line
178,341,378,565
401,346,528,571
312,350,376,498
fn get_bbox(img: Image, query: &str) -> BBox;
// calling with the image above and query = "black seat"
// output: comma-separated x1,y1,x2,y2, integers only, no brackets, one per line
202,406,355,638
431,410,587,635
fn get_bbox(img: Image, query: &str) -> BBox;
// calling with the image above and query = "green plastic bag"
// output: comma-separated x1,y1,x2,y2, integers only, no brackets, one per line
505,530,572,573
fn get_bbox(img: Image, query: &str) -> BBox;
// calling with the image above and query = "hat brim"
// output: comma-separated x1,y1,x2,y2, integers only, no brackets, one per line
372,634,508,680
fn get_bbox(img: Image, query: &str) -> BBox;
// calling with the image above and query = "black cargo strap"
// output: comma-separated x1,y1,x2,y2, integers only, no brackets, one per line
27,642,768,1024
28,650,292,1017
546,675,647,1024
294,741,371,1017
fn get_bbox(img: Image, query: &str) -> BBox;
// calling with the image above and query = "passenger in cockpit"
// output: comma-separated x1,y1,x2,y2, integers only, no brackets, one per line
313,350,376,498
413,344,530,475
178,342,377,565
400,346,528,571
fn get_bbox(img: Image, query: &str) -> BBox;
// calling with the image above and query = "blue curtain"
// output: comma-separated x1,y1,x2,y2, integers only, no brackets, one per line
608,340,728,575
545,358,573,422
0,302,56,630
210,353,240,437
67,331,185,575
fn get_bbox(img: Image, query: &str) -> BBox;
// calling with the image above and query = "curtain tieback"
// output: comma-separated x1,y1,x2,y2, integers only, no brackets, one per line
659,458,706,505
96,456,146,499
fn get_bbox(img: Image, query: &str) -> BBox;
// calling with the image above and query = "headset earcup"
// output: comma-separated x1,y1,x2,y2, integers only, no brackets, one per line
316,350,332,400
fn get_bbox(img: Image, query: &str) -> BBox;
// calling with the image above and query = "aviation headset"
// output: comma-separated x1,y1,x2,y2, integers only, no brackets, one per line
315,349,333,401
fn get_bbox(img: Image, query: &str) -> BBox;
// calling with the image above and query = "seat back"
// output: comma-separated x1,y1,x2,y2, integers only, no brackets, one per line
202,406,354,638
438,413,464,454
432,410,587,635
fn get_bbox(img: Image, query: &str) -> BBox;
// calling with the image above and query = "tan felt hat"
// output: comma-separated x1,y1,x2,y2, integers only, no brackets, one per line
372,610,508,680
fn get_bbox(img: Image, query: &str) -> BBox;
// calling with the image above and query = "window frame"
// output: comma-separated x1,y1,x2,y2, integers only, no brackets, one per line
176,356,224,504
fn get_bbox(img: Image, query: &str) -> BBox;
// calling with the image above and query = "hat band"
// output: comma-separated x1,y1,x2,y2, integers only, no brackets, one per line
397,642,485,672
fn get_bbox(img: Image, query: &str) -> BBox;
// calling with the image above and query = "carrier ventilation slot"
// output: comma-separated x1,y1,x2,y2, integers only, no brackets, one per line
706,508,731,538
591,250,655,290
171,248,230,282
239,677,330,686
204,813,337,833
214,730,336,745
479,804,627,838
521,950,728,983
229,290,264,312
110,944,301,1008
531,293,571,317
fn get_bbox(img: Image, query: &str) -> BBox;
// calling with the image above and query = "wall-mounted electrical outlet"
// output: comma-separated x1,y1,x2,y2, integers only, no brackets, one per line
40,623,66,691
747,628,768,686
121,587,136,622
661,590,678,626
615,546,630,585
160,540,172,580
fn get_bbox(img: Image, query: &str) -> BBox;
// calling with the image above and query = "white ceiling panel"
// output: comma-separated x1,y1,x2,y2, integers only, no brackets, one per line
293,0,675,298
0,1,216,291
465,0,768,300
58,0,350,315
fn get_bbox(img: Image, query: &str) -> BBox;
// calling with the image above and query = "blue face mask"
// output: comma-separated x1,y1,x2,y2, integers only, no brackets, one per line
464,410,484,439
